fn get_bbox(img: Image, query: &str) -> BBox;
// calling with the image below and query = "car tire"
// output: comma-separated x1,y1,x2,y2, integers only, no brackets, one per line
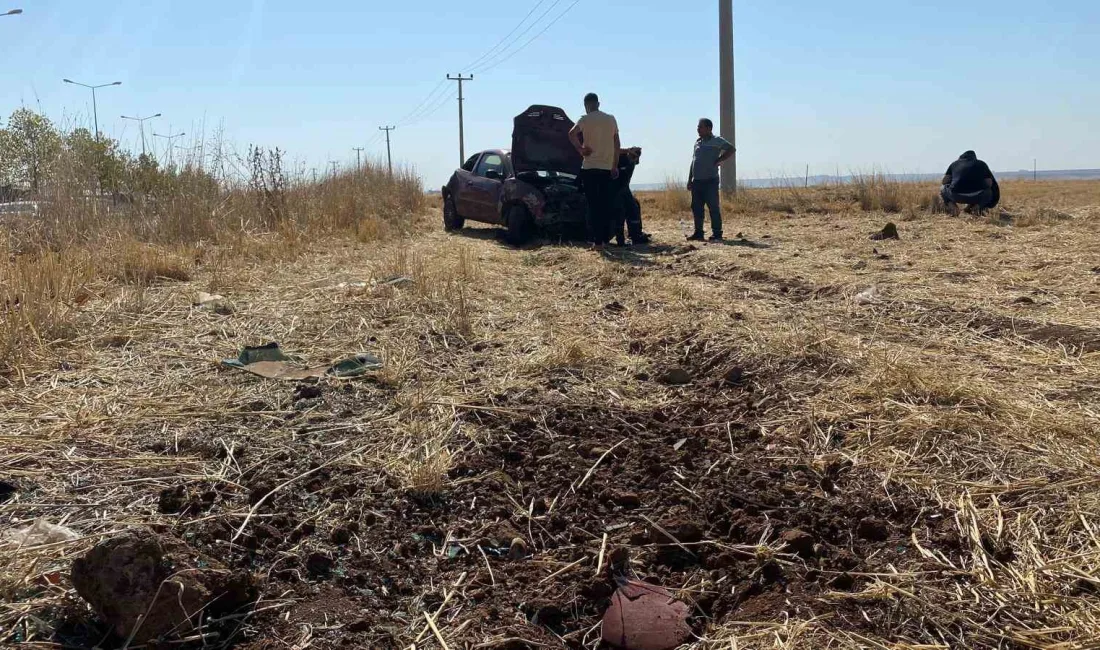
443,195,464,232
503,204,533,245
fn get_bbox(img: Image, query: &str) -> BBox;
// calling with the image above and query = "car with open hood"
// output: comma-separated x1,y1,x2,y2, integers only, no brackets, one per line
441,105,587,244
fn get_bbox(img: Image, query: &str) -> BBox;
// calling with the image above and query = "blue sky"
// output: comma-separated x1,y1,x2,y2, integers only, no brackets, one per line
1,1,1098,185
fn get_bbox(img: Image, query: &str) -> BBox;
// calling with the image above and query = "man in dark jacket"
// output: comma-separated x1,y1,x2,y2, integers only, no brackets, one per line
941,151,999,215
613,147,651,246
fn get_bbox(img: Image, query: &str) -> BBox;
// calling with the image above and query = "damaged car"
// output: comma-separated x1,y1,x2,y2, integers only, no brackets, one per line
442,105,587,244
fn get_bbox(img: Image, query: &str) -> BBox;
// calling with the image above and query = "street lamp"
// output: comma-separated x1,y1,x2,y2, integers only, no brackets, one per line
62,79,121,140
120,113,161,156
2,9,23,16
153,131,186,165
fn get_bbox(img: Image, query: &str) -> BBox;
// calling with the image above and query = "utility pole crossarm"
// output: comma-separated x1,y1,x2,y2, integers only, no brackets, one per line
447,74,474,166
352,147,365,172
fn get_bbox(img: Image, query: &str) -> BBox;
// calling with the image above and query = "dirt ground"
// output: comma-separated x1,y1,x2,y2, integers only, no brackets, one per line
3,181,1100,649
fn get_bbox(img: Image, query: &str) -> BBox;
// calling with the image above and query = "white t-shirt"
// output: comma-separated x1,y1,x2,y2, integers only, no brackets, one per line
575,110,619,171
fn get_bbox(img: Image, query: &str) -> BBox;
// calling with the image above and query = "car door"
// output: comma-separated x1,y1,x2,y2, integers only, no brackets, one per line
452,153,483,219
467,153,507,224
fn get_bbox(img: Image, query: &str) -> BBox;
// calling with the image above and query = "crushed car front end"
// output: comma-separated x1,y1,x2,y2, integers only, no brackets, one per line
508,105,587,233
503,171,586,231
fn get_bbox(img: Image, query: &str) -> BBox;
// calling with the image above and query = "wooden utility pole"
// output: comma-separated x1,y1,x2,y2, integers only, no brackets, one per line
353,147,365,172
379,126,396,175
447,74,474,166
719,0,736,193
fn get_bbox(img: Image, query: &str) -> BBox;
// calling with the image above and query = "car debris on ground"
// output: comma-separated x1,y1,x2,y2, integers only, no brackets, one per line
221,343,382,380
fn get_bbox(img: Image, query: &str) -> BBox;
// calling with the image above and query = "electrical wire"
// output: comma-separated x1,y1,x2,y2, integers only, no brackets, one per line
402,88,455,127
474,0,581,75
384,0,581,131
393,78,449,127
396,82,453,127
460,0,548,72
470,0,565,74
391,3,546,129
362,132,384,149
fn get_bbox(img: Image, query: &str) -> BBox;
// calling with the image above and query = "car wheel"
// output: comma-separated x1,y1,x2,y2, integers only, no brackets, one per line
504,204,533,245
443,195,464,232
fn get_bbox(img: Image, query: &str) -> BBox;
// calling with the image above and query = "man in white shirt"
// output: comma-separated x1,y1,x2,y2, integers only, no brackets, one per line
569,93,620,248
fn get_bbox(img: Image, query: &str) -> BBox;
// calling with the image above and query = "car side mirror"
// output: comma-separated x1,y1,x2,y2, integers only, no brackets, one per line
485,169,503,180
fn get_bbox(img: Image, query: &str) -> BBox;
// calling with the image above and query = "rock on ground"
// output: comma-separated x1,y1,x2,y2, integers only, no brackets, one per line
71,531,256,644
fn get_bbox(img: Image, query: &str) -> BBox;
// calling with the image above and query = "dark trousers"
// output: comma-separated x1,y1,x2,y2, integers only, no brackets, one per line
581,169,614,244
941,185,993,209
691,178,722,237
613,189,645,244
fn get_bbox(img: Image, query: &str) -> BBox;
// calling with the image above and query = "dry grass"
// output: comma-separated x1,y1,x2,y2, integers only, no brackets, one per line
0,159,423,373
2,177,1100,648
658,176,693,214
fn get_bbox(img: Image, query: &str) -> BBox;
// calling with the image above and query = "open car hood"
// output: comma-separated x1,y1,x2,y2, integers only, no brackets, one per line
511,105,582,175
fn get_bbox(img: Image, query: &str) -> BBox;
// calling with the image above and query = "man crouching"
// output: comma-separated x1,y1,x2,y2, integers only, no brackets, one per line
941,150,999,216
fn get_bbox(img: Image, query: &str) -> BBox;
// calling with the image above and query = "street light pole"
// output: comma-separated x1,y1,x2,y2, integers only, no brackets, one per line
2,9,24,17
153,131,186,166
63,79,122,141
121,113,161,157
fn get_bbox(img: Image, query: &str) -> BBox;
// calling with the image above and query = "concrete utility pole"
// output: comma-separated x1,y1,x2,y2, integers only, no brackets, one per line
719,0,736,193
353,147,365,172
330,161,338,177
121,112,161,157
447,74,474,166
379,126,395,175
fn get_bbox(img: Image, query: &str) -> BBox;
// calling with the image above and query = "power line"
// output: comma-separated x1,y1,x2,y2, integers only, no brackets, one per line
384,0,581,139
470,0,564,74
397,82,454,127
473,0,581,75
394,78,449,126
461,0,548,71
402,88,455,127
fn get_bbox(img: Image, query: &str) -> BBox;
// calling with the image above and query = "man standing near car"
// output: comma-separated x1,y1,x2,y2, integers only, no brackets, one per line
569,93,620,248
687,118,734,242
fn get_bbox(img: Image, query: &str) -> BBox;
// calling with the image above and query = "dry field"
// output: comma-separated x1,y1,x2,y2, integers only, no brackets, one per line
2,178,1100,649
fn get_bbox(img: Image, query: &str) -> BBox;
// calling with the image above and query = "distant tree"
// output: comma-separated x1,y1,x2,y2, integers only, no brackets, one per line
0,108,63,192
63,127,130,192
130,153,165,196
